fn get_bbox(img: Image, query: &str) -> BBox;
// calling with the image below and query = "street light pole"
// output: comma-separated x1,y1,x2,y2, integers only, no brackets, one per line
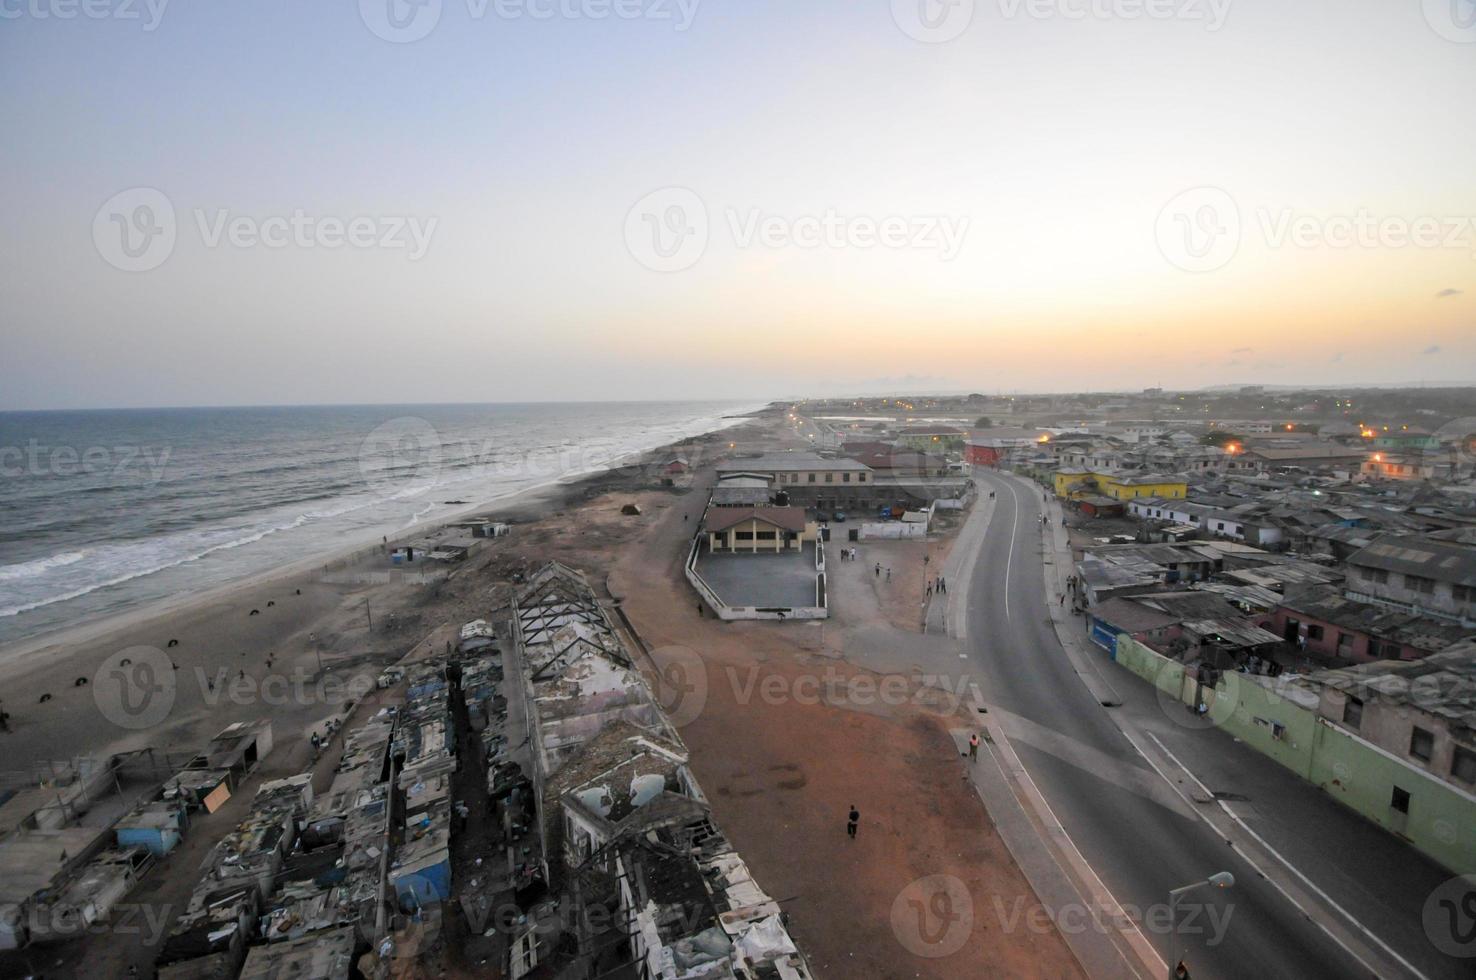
1167,871,1234,980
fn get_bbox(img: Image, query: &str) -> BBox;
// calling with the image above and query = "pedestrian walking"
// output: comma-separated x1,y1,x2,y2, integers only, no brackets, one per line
846,806,859,838
926,581,933,597
939,577,947,594
1060,594,1067,606
886,567,892,581
968,732,979,761
875,562,881,578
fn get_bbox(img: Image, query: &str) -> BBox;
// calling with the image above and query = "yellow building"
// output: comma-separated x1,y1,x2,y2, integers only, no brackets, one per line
1054,469,1186,501
705,506,815,553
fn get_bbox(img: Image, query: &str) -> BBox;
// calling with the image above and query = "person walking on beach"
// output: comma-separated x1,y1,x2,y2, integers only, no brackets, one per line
939,577,947,594
875,562,881,578
846,806,859,838
968,732,979,761
885,567,892,581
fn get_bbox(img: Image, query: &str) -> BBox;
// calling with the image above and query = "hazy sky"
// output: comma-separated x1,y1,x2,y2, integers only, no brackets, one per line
2,0,1473,409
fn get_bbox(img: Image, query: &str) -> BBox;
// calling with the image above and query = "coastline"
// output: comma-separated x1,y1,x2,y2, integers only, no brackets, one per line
0,406,766,673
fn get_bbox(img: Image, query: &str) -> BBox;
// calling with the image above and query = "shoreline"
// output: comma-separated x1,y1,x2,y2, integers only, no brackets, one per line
0,407,767,675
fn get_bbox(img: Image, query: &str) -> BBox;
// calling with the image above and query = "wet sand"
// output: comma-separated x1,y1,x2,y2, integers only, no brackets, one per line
0,418,770,766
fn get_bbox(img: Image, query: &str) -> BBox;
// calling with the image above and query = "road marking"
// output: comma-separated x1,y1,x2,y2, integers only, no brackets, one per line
985,716,1162,979
1141,731,1429,980
1001,477,1021,621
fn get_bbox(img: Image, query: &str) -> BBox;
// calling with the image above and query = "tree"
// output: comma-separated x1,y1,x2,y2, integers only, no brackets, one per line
975,416,993,428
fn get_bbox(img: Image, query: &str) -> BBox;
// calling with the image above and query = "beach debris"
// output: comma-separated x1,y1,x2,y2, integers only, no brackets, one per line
621,503,642,516
120,657,132,666
74,677,88,686
250,609,260,616
267,600,275,607
166,638,179,647
295,588,301,595
38,693,52,703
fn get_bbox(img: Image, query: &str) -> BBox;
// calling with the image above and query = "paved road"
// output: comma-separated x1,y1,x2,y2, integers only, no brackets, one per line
964,470,1369,980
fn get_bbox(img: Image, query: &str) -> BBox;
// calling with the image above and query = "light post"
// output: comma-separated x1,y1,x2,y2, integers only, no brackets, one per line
1167,871,1233,979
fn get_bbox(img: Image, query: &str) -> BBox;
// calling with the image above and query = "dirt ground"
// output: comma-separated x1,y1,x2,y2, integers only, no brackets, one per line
611,480,1083,979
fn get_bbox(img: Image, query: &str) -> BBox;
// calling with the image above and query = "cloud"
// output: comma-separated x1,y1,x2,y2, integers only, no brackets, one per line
1435,288,1463,299
1422,344,1441,355
1229,346,1253,354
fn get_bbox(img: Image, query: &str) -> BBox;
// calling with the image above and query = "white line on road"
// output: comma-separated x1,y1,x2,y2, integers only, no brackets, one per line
1142,731,1430,980
1002,477,1021,621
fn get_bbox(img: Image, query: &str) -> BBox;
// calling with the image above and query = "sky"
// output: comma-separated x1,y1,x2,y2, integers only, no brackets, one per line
1,0,1473,409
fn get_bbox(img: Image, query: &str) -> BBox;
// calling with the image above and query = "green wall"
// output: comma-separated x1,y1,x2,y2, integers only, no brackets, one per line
1115,635,1476,874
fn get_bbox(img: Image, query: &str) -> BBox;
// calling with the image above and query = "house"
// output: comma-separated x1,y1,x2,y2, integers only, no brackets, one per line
1239,444,1368,473
704,506,812,553
665,457,690,474
1054,468,1187,502
963,427,1050,466
1307,642,1476,797
897,424,965,450
1344,534,1476,625
1266,585,1471,664
716,453,872,493
710,474,772,507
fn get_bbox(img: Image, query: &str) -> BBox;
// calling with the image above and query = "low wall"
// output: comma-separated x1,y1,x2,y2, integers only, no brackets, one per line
858,522,927,540
684,533,828,622
1114,635,1476,873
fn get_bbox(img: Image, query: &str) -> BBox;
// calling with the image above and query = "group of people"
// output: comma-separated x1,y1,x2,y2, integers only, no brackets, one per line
926,577,948,597
872,562,893,581
839,547,860,561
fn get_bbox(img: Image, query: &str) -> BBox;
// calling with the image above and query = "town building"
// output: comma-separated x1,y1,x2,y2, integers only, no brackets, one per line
1344,534,1476,625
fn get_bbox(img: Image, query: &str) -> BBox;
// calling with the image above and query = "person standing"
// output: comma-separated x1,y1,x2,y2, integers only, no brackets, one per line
968,732,979,761
847,806,859,838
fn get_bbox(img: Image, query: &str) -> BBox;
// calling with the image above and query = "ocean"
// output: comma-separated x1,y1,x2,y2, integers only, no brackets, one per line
0,401,759,646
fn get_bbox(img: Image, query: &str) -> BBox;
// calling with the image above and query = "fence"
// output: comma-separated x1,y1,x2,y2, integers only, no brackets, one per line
1114,635,1476,873
683,530,829,622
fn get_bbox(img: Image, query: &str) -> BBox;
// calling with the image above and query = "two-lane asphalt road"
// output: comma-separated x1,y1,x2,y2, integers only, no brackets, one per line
964,469,1365,980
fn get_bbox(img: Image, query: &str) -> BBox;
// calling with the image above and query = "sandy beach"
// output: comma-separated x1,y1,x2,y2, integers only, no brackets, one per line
0,414,772,767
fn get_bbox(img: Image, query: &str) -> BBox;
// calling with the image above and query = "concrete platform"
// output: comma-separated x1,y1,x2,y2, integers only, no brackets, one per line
697,544,818,608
